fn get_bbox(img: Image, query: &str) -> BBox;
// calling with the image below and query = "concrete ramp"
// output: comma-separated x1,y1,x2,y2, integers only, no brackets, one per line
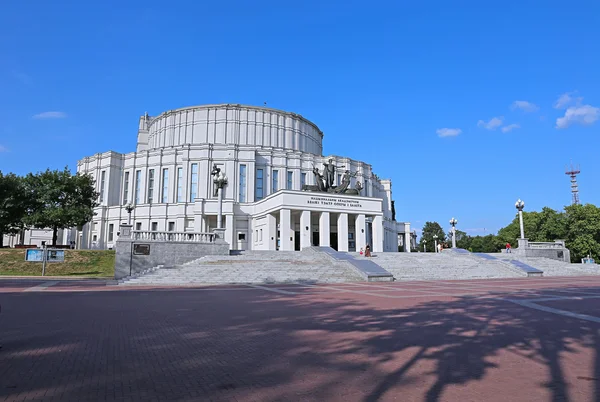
313,247,394,282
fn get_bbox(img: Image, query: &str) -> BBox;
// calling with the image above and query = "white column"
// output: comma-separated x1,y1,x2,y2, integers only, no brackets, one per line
217,187,223,229
267,213,277,250
300,210,312,250
225,215,234,249
337,213,349,252
280,209,293,251
372,215,383,252
319,211,330,247
355,214,366,251
404,222,411,253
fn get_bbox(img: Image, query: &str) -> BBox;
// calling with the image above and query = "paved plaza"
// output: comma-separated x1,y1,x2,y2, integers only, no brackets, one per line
2,277,600,401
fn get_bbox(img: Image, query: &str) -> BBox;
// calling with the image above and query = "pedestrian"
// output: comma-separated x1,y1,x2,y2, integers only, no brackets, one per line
365,245,371,257
438,243,443,253
506,242,511,253
359,247,364,256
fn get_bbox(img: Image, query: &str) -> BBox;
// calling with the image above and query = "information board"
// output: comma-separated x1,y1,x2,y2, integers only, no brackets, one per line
25,249,44,262
24,249,65,262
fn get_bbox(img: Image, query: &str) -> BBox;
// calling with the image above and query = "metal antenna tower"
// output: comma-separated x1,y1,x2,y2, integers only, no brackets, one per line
565,163,581,205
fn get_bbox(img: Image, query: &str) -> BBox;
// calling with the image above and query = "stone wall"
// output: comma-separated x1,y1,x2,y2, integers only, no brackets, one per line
114,226,229,279
514,239,571,262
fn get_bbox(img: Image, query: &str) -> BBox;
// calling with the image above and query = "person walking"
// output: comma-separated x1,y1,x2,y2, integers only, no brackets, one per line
365,245,371,257
506,242,511,253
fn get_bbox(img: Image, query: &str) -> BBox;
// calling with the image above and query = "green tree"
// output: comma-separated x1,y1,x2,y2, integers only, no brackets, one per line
419,221,446,252
0,172,29,247
23,167,99,246
564,204,600,262
469,234,503,253
455,230,473,250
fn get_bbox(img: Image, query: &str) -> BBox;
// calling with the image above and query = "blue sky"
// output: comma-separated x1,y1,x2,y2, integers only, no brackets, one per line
1,1,598,236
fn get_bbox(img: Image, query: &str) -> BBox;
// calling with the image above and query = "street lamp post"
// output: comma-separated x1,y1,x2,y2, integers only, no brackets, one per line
423,239,427,253
433,234,438,253
125,203,135,225
214,171,229,230
515,199,525,239
449,217,458,248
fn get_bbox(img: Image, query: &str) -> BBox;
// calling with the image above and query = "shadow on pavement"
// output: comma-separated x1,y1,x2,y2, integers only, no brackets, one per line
0,284,599,401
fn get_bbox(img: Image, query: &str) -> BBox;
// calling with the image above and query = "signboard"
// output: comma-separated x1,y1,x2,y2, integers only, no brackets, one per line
133,244,151,255
306,196,364,209
25,249,65,262
25,249,44,262
47,250,65,262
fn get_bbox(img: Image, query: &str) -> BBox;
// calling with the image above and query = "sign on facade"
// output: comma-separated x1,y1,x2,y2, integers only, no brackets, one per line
133,244,151,255
306,196,363,208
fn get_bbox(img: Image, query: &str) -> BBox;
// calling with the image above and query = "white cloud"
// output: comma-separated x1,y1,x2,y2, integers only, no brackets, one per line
556,104,600,129
477,116,503,130
501,123,520,133
554,91,582,109
32,111,67,119
510,100,539,113
436,128,462,137
0,145,7,152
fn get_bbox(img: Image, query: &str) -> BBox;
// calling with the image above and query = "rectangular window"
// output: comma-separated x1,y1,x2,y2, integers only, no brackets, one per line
256,168,264,200
287,171,293,190
135,170,141,204
301,172,306,188
147,169,155,204
272,170,279,193
151,222,158,231
108,224,114,242
123,171,130,204
239,164,247,203
176,167,183,202
190,163,198,201
99,170,106,202
161,168,169,203
168,222,175,232
135,222,142,231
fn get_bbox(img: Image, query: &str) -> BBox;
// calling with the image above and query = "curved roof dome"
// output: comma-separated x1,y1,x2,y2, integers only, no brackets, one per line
141,104,323,155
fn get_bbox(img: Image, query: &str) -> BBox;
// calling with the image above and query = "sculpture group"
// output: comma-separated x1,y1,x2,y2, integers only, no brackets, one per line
302,158,363,195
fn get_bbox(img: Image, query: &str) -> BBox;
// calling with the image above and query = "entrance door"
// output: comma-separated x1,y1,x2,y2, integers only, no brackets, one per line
312,232,320,247
294,231,300,251
330,233,338,251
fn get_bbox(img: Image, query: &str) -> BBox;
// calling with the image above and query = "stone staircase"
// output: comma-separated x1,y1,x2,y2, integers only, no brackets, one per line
119,249,364,286
370,251,525,280
489,253,600,277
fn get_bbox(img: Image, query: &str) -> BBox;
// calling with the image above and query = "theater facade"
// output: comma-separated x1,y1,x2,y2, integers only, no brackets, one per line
77,104,415,252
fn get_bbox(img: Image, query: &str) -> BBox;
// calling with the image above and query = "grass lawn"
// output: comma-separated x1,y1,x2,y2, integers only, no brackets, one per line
0,249,115,277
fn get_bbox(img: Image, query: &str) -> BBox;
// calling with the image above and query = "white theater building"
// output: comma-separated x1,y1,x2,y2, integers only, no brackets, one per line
75,104,414,252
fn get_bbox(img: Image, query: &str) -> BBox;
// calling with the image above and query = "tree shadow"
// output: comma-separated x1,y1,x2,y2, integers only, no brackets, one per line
0,284,599,401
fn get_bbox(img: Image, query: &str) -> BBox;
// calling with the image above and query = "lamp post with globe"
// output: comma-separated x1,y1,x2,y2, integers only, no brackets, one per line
449,217,458,248
433,234,439,253
215,171,229,230
423,239,427,253
515,199,525,239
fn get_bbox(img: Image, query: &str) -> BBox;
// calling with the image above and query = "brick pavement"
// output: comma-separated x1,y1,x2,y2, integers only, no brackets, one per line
1,277,600,401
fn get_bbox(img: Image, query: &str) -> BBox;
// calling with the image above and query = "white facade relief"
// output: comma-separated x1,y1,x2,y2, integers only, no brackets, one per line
72,104,411,252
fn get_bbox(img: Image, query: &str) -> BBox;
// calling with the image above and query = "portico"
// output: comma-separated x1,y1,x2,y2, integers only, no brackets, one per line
247,190,390,252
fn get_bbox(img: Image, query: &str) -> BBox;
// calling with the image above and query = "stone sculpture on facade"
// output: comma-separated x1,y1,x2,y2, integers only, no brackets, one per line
302,160,363,195
211,164,222,197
